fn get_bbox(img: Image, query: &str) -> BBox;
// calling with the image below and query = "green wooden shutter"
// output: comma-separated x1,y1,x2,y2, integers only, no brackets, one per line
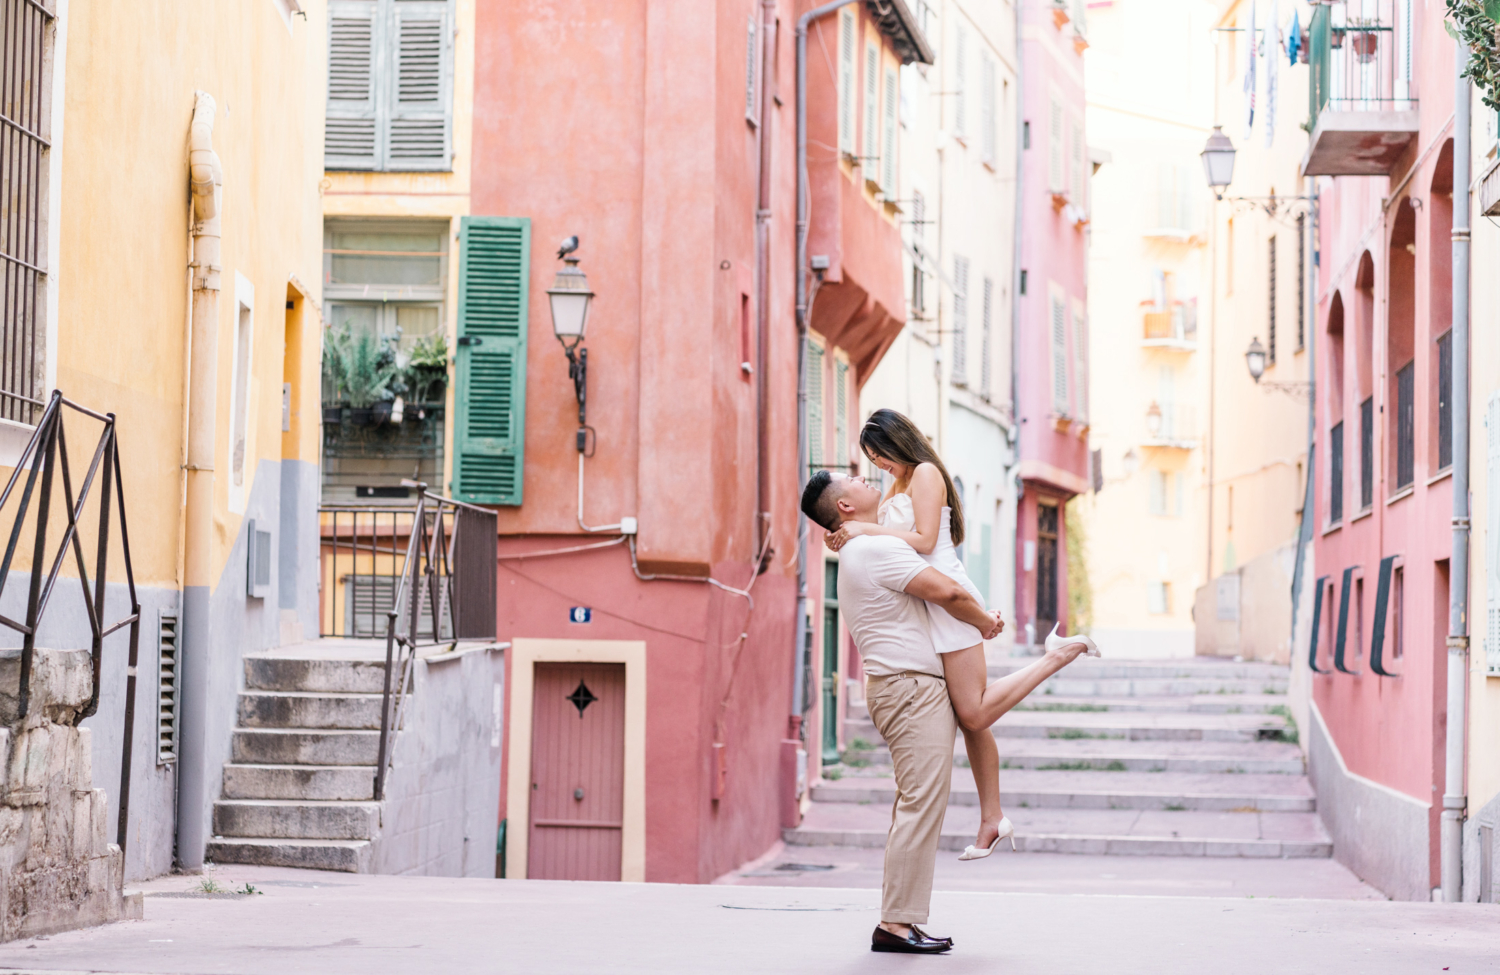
388,0,453,171
454,216,530,505
326,1,382,170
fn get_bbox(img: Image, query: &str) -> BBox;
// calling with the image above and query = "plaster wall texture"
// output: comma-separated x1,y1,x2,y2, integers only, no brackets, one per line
1308,3,1458,891
1309,699,1431,901
373,643,504,878
472,0,912,881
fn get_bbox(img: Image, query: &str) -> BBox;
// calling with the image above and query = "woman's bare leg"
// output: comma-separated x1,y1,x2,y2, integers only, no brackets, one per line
942,645,1004,849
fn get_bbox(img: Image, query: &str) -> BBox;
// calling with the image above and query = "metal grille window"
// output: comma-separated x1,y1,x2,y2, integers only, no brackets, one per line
0,0,54,426
1360,396,1374,509
1296,215,1306,350
157,612,179,765
1267,236,1277,365
1330,421,1344,524
1396,360,1415,490
1438,329,1453,470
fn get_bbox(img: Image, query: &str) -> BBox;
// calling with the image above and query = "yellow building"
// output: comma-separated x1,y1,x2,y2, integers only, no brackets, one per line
0,0,327,878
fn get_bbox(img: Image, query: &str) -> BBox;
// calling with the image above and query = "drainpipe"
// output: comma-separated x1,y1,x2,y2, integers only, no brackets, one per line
1443,47,1471,904
1010,0,1025,637
792,0,859,802
176,90,222,871
754,0,776,557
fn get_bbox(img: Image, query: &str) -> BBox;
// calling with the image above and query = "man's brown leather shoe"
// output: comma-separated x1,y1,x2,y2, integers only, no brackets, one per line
910,925,953,947
871,925,953,953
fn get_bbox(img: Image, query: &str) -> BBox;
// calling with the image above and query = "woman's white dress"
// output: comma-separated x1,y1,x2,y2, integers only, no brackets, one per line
879,493,987,653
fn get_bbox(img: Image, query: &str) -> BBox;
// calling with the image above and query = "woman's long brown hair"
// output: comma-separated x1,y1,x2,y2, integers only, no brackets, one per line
858,408,965,545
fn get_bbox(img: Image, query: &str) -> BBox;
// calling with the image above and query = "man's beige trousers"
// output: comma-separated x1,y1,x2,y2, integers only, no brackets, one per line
864,671,957,924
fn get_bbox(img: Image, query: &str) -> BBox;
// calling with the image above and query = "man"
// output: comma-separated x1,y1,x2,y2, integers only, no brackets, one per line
801,470,1003,955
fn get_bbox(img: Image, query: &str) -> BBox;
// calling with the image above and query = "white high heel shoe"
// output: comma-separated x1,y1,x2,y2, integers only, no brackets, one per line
1045,622,1101,657
958,817,1016,860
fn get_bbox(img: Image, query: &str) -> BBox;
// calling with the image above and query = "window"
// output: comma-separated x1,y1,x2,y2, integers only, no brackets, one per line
835,359,849,468
953,24,967,137
1148,581,1170,615
882,66,898,192
1330,421,1344,523
838,9,856,154
1297,215,1306,350
1036,503,1059,631
980,50,996,165
744,17,759,123
1360,396,1374,509
1050,291,1068,412
1267,236,1277,365
807,341,825,469
1070,117,1086,205
230,275,255,514
1396,360,1415,490
1392,565,1404,659
952,256,969,385
979,277,994,397
910,191,927,316
1149,470,1183,517
1155,164,1193,231
0,0,54,426
326,0,456,172
821,559,841,765
1438,329,1453,470
864,42,880,173
739,293,752,376
1048,95,1064,193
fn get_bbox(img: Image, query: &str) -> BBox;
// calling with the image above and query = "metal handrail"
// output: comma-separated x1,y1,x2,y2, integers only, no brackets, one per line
0,390,142,854
368,483,495,801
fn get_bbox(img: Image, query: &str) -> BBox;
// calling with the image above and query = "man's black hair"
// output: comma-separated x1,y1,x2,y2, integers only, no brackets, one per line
800,469,842,532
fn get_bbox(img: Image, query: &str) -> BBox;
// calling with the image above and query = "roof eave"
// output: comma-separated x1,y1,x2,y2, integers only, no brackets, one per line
867,0,935,66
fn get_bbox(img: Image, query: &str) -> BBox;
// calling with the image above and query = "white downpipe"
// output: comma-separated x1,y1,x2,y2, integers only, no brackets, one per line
577,453,622,533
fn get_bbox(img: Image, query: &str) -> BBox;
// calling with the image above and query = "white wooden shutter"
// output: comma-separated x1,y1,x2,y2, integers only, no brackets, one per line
881,67,898,193
1051,293,1068,412
980,51,996,163
864,43,880,171
980,276,993,396
835,360,849,467
808,342,825,469
1071,117,1086,204
744,18,759,122
1048,95,1064,193
838,9,855,154
1073,307,1088,421
951,256,969,385
1488,394,1500,672
326,1,381,169
388,0,453,171
953,25,966,136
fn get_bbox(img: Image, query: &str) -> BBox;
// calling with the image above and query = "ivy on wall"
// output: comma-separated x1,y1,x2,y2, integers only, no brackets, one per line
1447,0,1500,112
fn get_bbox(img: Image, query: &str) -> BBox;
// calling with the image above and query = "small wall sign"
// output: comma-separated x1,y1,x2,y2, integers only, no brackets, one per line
569,606,592,624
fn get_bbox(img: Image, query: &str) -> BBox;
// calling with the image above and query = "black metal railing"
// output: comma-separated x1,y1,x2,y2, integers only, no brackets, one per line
322,484,495,801
0,390,142,851
1308,1,1416,126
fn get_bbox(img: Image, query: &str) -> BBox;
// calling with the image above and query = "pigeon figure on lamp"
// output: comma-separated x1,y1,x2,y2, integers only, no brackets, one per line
547,239,595,452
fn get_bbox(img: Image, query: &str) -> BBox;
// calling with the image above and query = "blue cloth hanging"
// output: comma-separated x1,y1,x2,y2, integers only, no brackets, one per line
1287,10,1301,66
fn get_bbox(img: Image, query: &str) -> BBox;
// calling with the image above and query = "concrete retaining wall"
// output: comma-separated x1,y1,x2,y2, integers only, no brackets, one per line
1308,700,1430,900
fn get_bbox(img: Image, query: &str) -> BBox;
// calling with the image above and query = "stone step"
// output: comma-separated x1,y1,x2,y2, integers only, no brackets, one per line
221,763,375,801
236,691,385,731
783,802,1331,858
987,659,1291,681
231,728,381,766
244,656,390,694
1022,677,1290,697
813,768,1315,813
204,836,373,873
839,737,1307,775
844,709,1289,745
212,799,381,840
1010,694,1291,715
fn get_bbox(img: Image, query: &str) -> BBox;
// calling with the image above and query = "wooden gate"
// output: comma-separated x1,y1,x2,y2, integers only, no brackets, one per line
528,662,625,880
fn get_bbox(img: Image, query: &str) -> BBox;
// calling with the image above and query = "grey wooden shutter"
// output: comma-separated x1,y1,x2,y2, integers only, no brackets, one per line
454,217,531,505
979,276,993,396
863,43,879,170
838,9,855,154
951,256,969,384
881,67,897,192
388,0,453,170
835,360,849,468
807,342,825,469
326,1,381,169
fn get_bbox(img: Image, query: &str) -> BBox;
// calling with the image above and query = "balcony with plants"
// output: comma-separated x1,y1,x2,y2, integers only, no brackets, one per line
1303,0,1418,176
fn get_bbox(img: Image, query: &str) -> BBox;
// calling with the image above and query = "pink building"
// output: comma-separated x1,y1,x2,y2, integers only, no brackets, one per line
1303,0,1454,901
472,1,926,884
1014,0,1092,643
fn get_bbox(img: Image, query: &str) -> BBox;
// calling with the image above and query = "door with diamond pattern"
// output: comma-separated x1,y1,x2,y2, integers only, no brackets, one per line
528,662,625,880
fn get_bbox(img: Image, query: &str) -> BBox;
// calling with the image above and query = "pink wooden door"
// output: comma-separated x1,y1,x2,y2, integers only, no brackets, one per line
528,662,625,881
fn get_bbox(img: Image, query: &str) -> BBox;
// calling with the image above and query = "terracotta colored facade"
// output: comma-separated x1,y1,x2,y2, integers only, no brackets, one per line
1014,0,1091,643
473,1,921,883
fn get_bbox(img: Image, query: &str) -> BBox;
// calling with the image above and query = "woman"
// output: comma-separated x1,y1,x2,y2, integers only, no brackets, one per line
827,408,1099,859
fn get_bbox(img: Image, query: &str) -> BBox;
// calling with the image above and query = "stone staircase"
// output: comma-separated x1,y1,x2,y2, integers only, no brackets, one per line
205,654,395,872
787,656,1331,858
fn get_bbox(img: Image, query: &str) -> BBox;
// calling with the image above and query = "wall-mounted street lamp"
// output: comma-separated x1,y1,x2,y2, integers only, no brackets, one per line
1245,336,1267,382
1145,400,1164,438
546,243,595,452
1200,125,1237,200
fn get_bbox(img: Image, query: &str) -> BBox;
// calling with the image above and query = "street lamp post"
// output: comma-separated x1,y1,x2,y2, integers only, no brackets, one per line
546,248,595,452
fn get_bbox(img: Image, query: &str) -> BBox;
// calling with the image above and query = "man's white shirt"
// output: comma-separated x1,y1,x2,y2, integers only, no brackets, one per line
836,535,945,678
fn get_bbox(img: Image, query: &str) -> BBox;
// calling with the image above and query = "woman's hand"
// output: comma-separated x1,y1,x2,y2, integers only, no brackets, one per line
980,611,1005,641
825,520,873,552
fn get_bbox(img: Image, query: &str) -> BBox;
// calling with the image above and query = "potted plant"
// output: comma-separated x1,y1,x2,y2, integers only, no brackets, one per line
322,324,401,426
402,333,450,407
1347,18,1380,63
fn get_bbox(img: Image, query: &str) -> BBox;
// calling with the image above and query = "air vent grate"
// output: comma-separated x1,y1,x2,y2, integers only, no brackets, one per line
158,612,179,765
